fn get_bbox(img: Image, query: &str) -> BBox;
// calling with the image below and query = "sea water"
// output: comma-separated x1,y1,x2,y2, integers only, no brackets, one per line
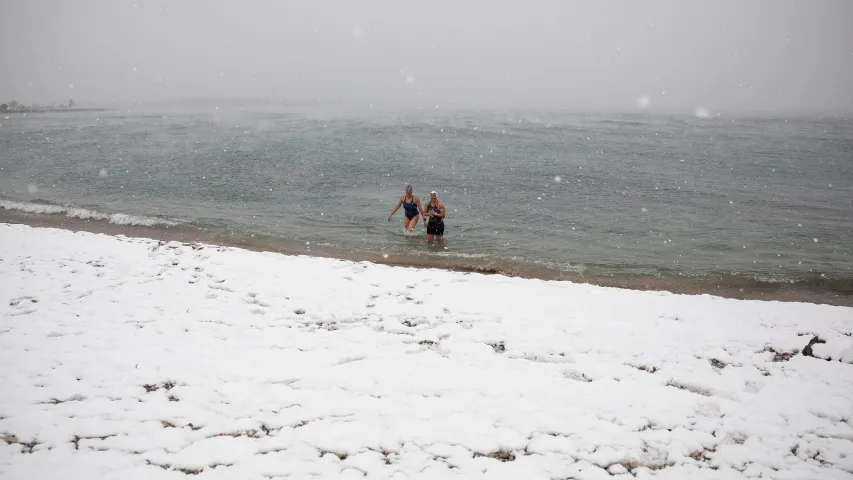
1,102,851,291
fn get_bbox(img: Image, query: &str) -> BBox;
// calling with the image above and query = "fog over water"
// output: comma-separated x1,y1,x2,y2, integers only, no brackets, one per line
1,0,852,114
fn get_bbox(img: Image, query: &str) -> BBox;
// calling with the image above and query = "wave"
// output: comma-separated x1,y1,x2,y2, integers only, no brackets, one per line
0,200,179,227
432,251,494,259
751,275,798,285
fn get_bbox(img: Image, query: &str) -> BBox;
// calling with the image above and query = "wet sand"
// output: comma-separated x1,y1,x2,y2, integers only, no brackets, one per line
3,208,852,307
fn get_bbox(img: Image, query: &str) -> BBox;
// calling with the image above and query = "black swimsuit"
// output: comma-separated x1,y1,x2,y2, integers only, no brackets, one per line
426,202,444,236
402,196,418,219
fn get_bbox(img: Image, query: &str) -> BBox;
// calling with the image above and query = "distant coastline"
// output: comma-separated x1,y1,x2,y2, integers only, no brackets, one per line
1,108,105,114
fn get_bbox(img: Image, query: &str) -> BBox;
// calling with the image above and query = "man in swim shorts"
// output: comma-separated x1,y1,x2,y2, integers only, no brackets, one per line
387,184,424,232
423,190,446,244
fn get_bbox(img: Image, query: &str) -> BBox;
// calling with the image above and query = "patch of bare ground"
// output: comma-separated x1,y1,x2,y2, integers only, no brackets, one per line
709,359,728,369
71,434,115,450
211,430,262,439
2,434,40,453
473,450,516,462
159,420,203,431
375,448,396,465
688,446,718,466
630,364,658,373
666,381,713,397
259,424,283,435
41,394,86,404
143,380,176,393
488,341,506,353
763,346,798,362
609,459,676,472
319,449,348,460
636,422,674,433
145,461,213,475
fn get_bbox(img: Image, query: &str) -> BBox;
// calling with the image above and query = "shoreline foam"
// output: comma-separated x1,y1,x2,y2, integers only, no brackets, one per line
0,200,179,227
2,207,852,306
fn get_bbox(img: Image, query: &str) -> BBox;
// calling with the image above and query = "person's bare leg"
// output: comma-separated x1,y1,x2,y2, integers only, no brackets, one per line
436,235,444,245
426,234,434,245
407,216,419,232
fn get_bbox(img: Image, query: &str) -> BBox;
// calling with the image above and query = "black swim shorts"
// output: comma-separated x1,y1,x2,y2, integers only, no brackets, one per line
427,220,444,236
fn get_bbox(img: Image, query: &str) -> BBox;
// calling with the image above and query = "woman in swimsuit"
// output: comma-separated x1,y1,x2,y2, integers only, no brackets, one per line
423,190,446,244
387,184,424,232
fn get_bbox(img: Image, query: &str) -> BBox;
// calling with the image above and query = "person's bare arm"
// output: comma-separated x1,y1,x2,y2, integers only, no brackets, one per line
438,203,446,219
388,196,404,221
420,198,429,225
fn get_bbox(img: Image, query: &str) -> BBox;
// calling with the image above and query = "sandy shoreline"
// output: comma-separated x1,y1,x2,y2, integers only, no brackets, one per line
2,208,852,306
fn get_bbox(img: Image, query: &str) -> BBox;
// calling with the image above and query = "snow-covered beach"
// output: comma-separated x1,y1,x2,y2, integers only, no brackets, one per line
2,222,852,479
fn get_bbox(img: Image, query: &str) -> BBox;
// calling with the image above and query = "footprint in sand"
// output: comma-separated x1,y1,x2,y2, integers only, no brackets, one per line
188,266,204,284
8,296,38,316
208,279,233,292
366,293,381,308
244,292,270,314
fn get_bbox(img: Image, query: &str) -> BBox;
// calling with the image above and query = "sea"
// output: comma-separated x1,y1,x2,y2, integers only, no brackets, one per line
2,100,852,302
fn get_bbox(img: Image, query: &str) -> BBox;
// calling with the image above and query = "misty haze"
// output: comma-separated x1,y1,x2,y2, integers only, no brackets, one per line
2,0,852,114
1,1,852,478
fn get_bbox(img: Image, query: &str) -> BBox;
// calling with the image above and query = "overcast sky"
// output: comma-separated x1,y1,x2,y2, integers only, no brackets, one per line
1,0,851,114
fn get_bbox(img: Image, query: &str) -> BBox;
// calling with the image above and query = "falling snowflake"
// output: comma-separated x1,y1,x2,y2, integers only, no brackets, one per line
353,25,365,38
27,184,38,194
636,95,651,108
554,176,562,183
99,168,108,177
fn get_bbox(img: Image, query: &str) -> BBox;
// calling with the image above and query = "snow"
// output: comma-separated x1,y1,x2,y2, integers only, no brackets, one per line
1,222,852,479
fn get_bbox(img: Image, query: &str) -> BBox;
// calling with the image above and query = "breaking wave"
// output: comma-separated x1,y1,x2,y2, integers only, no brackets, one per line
0,200,179,227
